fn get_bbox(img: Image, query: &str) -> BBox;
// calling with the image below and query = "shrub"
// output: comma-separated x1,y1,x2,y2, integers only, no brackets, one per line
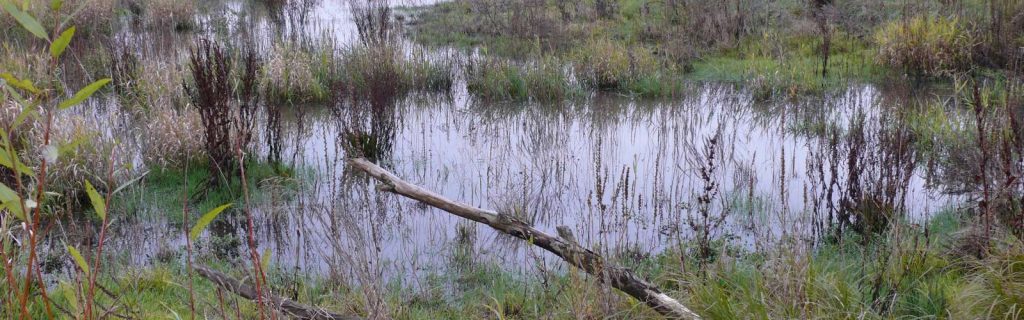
184,40,236,176
874,16,975,78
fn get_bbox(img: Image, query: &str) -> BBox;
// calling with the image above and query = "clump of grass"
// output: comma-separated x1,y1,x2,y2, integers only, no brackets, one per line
341,44,406,103
141,0,197,31
465,58,527,101
407,52,454,93
522,57,579,102
466,56,580,102
874,15,975,78
263,42,330,103
569,39,682,96
571,39,657,90
43,115,130,198
340,45,454,102
139,106,204,170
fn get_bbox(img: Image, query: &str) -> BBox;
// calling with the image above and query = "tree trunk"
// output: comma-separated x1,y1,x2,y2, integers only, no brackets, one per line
348,158,701,319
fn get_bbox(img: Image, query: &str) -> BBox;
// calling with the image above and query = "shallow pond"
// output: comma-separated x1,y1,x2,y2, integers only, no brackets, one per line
52,0,968,281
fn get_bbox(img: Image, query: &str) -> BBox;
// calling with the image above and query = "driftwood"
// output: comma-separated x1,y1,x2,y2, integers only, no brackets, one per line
349,158,701,319
193,265,362,320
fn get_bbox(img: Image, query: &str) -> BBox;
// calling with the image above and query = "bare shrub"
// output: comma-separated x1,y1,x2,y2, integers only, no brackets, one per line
350,0,395,47
184,40,236,176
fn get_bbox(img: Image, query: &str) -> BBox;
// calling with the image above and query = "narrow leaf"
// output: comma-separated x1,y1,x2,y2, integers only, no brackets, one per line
84,180,106,220
112,171,149,195
49,26,75,59
190,204,232,241
58,78,110,110
1,73,40,94
1,1,48,39
66,244,89,274
59,281,80,313
0,146,34,177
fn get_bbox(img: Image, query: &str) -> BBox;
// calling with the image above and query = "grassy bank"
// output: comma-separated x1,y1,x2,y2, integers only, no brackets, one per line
404,0,1022,99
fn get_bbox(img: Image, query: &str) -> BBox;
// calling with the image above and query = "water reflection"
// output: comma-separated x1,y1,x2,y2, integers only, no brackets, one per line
58,0,969,283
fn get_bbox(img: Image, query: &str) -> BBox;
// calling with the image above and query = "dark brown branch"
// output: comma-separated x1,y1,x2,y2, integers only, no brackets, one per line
348,158,701,319
193,265,363,320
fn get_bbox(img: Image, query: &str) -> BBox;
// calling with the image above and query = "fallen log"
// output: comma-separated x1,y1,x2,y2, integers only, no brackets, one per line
349,158,701,319
193,265,362,320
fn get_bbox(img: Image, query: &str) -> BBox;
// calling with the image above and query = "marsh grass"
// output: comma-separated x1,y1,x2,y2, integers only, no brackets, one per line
875,15,975,78
466,56,583,102
409,0,1021,98
261,39,454,104
263,42,332,104
341,44,455,101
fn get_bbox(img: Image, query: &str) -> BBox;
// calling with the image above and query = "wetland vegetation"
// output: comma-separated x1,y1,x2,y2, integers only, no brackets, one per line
0,0,1023,319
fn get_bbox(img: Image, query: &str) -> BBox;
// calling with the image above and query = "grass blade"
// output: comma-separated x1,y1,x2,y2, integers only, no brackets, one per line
190,204,233,241
66,244,89,274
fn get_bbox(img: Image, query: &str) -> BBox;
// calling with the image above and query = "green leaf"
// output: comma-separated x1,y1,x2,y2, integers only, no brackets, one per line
66,244,89,274
49,26,75,59
0,182,16,202
1,200,26,221
59,78,110,110
84,180,106,220
260,248,271,272
0,146,34,177
58,281,79,313
190,204,232,241
1,1,48,40
1,73,40,94
0,182,24,220
50,0,62,11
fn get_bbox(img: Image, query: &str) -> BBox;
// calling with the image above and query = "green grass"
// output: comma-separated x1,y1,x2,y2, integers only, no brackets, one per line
117,160,299,225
